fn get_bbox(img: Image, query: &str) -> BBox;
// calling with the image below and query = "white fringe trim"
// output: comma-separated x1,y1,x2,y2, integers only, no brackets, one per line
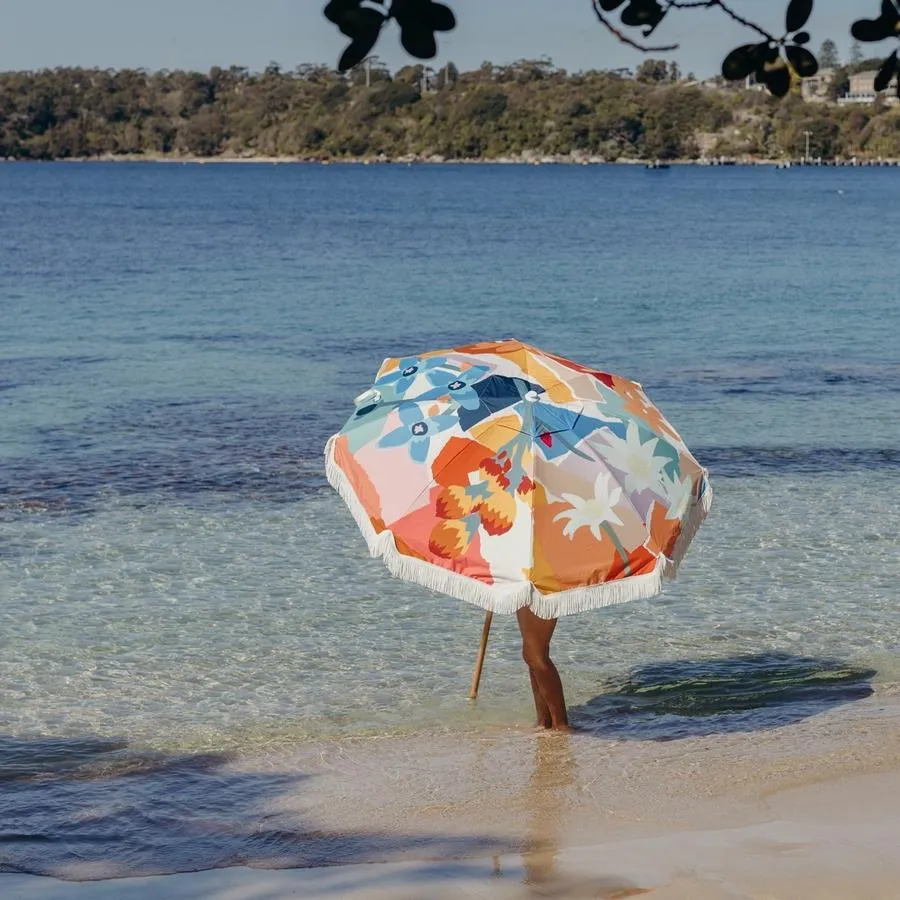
324,437,711,619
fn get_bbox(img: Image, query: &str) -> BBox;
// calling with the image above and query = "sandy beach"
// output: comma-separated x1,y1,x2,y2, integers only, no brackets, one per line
4,692,900,899
6,774,900,899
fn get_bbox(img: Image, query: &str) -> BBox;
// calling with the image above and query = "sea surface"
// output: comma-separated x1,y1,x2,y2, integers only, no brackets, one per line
1,162,898,879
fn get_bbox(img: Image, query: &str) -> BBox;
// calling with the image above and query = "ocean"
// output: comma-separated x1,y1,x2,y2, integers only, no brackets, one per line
1,161,898,879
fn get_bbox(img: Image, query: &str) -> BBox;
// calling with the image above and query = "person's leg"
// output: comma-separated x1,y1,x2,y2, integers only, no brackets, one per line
528,669,552,729
517,607,570,731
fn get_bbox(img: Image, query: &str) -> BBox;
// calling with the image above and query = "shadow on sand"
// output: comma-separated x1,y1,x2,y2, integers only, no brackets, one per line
0,653,876,897
0,735,516,891
568,652,876,740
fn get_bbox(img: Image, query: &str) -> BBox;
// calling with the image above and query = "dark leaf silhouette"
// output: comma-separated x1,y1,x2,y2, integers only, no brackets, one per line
850,18,890,42
400,25,438,58
319,0,898,102
391,0,454,30
875,49,898,90
338,22,383,71
620,0,666,35
324,0,356,30
850,19,889,42
851,0,900,42
759,58,792,97
785,0,814,33
427,2,456,31
720,39,803,98
785,44,819,77
326,0,385,38
722,43,765,80
880,0,900,26
391,0,455,59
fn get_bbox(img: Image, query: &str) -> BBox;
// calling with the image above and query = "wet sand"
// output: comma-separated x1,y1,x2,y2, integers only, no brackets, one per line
4,770,900,898
4,694,900,898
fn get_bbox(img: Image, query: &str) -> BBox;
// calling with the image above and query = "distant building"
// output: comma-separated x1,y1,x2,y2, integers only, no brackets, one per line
801,67,835,102
837,69,899,105
743,73,767,92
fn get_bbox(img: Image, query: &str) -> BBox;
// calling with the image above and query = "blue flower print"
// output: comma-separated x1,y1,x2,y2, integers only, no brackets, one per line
375,356,449,400
377,403,458,463
422,365,490,410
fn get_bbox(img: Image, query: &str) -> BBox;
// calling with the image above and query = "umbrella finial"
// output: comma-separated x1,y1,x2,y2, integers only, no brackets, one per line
354,388,382,406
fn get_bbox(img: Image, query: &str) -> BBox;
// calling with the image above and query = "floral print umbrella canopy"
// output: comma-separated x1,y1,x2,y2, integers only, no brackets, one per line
325,340,711,618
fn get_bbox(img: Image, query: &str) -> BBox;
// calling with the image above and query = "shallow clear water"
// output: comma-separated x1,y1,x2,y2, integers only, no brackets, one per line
1,162,898,877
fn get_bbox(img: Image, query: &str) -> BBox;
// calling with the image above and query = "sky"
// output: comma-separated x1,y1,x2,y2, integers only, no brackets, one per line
0,0,860,79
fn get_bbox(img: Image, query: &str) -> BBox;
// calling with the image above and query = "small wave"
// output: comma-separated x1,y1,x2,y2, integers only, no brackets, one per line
648,362,900,403
699,446,900,477
0,355,111,392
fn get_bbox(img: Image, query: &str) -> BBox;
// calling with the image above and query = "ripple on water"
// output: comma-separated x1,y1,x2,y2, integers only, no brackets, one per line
1,470,898,752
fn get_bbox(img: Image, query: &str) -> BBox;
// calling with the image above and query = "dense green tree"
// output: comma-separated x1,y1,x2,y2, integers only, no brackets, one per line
818,40,840,70
635,59,671,84
1,63,899,162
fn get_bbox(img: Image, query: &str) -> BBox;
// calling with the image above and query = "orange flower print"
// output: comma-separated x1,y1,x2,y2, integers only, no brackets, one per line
479,489,516,536
430,438,529,558
478,455,512,490
429,519,475,559
435,485,481,519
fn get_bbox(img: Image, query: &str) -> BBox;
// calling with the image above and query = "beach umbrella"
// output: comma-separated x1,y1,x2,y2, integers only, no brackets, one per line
325,339,711,695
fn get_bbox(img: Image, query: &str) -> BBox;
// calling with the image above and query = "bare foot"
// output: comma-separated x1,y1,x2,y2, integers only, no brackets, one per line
534,724,579,736
540,723,580,734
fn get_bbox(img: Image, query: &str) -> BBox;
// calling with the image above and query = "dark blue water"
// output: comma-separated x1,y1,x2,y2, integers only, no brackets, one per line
2,163,897,515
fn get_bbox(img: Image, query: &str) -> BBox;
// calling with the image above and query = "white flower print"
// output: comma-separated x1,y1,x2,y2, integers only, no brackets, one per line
599,420,670,494
657,470,693,521
554,472,624,541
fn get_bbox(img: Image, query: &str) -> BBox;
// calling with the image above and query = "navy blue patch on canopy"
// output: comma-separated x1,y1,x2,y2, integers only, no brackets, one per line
457,376,544,431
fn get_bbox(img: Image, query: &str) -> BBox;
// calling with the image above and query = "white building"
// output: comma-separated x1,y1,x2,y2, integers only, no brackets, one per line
801,67,835,102
837,69,899,105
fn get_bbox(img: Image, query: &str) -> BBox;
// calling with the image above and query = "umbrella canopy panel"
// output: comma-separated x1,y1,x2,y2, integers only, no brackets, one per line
326,339,711,618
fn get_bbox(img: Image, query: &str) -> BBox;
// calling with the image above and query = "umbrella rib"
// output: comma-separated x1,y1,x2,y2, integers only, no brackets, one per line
386,433,486,529
508,342,622,404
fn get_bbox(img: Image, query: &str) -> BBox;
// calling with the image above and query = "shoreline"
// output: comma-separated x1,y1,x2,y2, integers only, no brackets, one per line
4,768,900,898
3,695,900,896
4,153,900,167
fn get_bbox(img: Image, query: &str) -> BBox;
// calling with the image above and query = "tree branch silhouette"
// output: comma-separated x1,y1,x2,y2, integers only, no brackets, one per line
591,2,678,54
321,0,900,100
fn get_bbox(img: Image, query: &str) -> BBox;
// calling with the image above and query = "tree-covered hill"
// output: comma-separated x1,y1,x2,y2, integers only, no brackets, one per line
2,60,899,161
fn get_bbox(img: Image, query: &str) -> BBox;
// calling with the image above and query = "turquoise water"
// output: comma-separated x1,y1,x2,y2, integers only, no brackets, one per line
1,162,899,876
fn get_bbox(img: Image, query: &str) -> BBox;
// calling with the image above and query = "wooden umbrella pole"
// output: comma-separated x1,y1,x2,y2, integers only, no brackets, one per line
468,612,493,700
